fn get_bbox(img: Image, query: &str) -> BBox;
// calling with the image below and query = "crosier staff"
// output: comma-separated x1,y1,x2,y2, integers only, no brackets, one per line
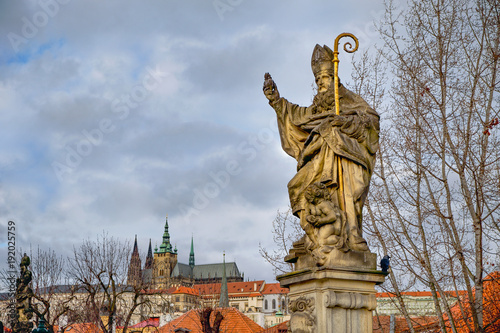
332,33,359,211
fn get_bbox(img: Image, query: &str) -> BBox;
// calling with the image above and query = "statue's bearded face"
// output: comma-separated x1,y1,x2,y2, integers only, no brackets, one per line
312,73,336,113
315,71,333,93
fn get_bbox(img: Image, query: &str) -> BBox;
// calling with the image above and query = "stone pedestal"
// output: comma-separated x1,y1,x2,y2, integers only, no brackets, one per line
278,244,386,332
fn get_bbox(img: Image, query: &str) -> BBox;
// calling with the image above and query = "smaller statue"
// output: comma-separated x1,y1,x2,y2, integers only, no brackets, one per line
304,183,348,264
13,254,34,333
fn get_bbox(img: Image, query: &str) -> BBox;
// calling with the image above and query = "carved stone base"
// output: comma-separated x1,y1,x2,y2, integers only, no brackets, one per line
285,237,378,270
278,251,386,332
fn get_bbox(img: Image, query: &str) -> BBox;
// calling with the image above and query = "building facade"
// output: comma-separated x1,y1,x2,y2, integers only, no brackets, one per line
128,215,244,290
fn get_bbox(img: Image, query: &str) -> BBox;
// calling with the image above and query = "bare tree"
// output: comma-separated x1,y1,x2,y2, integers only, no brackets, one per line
67,232,159,333
361,0,500,332
198,307,224,333
29,246,74,333
259,209,302,276
347,49,425,333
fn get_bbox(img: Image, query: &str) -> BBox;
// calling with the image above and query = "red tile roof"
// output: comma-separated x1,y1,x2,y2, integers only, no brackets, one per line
372,315,439,333
125,317,160,328
158,307,263,333
195,280,266,296
261,283,289,295
194,281,288,300
228,281,266,293
195,283,222,296
59,323,102,333
258,321,289,333
443,271,500,332
171,286,200,296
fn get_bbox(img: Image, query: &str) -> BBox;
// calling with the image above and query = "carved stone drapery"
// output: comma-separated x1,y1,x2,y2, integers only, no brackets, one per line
289,296,315,313
324,290,377,310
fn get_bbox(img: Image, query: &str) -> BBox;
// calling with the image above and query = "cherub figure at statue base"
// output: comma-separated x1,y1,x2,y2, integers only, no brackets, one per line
302,183,348,266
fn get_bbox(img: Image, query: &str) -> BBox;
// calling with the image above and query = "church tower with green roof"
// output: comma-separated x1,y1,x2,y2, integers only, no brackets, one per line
145,214,243,288
152,214,178,289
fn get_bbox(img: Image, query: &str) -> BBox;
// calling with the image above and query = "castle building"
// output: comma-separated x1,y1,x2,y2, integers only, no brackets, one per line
128,215,244,289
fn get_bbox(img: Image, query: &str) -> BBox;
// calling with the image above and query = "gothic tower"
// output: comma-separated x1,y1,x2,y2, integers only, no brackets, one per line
127,235,142,287
145,239,154,269
142,239,154,285
152,215,178,289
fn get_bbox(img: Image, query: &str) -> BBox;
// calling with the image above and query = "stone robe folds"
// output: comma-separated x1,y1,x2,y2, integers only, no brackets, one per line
270,85,379,238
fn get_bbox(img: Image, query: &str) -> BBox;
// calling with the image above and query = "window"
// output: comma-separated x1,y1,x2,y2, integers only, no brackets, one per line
272,299,276,309
176,296,180,302
265,300,268,310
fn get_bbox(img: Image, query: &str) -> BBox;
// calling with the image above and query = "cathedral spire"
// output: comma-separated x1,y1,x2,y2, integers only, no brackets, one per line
127,235,142,286
144,238,153,269
163,214,171,244
189,235,195,269
132,235,139,255
158,214,174,254
219,252,229,308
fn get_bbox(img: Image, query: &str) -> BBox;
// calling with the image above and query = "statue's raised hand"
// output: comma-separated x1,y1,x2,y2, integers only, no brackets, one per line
263,73,280,103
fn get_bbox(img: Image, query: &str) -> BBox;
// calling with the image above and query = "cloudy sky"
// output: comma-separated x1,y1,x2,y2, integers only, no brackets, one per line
0,0,387,283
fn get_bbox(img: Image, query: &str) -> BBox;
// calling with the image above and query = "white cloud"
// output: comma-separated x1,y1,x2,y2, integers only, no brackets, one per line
0,0,386,283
